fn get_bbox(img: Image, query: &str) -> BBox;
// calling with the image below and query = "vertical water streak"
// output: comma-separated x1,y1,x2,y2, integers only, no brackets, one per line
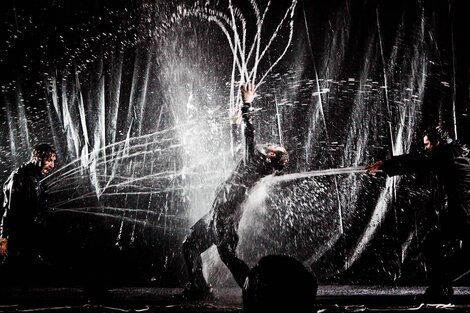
376,7,395,153
449,1,458,139
49,75,63,125
43,75,62,160
302,1,343,234
4,97,18,166
129,48,153,242
126,50,142,134
89,53,107,198
108,51,124,148
75,70,90,169
115,124,133,247
98,54,107,176
137,47,152,136
274,94,283,146
345,4,428,270
60,78,81,159
14,82,30,152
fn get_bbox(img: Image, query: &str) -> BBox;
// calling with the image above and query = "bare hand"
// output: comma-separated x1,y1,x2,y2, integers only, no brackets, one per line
365,161,383,173
0,238,8,257
240,83,255,104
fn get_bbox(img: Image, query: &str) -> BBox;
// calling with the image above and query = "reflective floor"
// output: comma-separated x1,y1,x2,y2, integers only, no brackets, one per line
2,286,470,312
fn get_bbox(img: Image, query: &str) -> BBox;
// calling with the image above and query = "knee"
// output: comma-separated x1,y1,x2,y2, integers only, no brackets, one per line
217,244,236,263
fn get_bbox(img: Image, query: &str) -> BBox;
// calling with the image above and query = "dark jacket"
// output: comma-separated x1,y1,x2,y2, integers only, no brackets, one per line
381,139,470,236
211,102,280,244
1,162,47,247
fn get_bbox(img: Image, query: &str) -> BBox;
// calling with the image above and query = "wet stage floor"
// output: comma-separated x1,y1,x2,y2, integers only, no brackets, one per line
2,286,470,312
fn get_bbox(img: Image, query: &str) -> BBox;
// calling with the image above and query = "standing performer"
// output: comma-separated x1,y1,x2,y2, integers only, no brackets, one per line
0,143,56,283
366,124,470,301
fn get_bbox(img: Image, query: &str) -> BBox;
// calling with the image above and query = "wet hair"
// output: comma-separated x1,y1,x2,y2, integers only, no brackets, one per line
31,143,56,163
271,148,289,170
258,144,289,171
423,123,450,144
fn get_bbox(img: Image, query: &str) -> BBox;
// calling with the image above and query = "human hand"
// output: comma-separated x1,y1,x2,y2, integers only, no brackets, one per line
365,161,383,173
240,83,255,104
0,238,8,257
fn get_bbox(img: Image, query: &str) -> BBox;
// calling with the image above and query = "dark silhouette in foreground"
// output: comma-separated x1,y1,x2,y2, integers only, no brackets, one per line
243,254,317,313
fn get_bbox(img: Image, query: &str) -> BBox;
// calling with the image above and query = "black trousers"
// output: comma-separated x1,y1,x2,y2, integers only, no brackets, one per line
422,222,470,286
182,212,250,290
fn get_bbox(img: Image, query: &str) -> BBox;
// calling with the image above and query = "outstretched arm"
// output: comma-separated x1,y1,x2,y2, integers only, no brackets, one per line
240,83,256,160
365,153,431,176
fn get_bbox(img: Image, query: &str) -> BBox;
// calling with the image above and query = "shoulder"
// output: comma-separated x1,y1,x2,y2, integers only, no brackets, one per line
442,140,468,158
16,163,33,178
14,163,40,183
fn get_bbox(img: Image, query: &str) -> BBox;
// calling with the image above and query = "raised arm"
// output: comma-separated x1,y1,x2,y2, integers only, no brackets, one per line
229,107,242,160
240,83,256,161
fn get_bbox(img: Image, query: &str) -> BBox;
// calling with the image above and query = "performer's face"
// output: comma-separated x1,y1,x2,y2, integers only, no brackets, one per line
423,135,438,154
41,154,56,176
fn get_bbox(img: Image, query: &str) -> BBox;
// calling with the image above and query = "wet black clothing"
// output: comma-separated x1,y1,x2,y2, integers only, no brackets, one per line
381,139,470,284
0,162,47,279
381,139,470,235
183,102,281,292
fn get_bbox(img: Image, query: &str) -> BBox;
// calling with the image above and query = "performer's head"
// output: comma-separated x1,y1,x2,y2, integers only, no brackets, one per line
31,143,57,176
422,123,449,154
259,144,289,173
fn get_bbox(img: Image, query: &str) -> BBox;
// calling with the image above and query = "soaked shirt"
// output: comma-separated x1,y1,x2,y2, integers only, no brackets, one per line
210,149,273,244
209,101,278,244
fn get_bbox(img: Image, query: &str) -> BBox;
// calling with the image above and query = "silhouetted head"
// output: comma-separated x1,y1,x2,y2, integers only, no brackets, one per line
422,123,450,153
257,144,289,173
243,255,317,313
31,143,57,176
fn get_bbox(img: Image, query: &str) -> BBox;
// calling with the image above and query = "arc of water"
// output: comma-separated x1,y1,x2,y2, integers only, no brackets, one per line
253,1,298,88
247,0,271,85
228,2,249,83
177,1,298,106
42,124,183,185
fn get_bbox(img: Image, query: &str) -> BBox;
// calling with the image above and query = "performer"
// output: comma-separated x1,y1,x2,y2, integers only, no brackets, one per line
366,124,470,301
0,143,56,283
180,83,289,300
